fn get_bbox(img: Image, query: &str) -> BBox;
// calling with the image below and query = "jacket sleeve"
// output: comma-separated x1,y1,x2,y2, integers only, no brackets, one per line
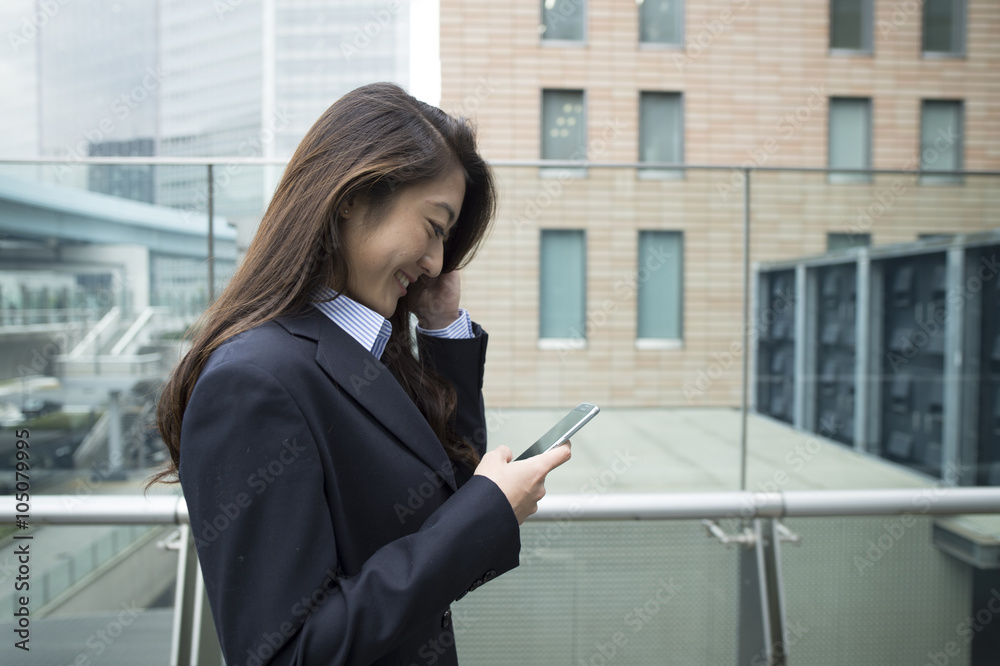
417,322,489,459
178,354,519,666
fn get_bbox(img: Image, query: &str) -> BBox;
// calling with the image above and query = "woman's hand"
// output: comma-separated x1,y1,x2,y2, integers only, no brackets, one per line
412,270,462,330
474,443,572,524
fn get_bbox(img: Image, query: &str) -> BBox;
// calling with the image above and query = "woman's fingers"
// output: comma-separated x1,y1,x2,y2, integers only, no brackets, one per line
536,440,571,472
474,442,571,525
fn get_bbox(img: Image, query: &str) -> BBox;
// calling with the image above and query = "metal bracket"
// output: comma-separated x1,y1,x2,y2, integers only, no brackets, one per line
703,519,801,665
157,528,183,551
775,521,801,546
702,519,802,549
702,519,756,548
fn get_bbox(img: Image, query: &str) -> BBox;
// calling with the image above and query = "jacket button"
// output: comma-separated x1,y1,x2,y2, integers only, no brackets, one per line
483,569,497,582
442,608,452,629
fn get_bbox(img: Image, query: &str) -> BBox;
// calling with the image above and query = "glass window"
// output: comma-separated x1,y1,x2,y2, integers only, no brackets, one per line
639,0,683,45
920,100,963,184
541,89,586,177
828,97,871,183
540,230,587,341
541,0,585,42
830,0,872,52
637,231,683,341
827,232,871,251
639,92,683,179
923,0,966,56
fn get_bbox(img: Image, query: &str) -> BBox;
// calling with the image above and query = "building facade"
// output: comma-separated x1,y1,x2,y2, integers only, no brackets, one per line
439,0,1000,409
158,0,411,223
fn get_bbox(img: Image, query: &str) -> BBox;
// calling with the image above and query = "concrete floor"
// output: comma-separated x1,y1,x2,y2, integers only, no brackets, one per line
491,406,938,494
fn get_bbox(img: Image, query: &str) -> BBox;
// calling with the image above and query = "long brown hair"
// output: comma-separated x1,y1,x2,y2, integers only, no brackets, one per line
150,82,496,485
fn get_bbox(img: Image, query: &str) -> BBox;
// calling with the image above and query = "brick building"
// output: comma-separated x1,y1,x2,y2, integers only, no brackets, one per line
437,0,1000,408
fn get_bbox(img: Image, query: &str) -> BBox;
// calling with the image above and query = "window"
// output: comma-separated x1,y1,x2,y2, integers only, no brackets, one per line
923,0,965,56
539,230,586,345
829,0,872,52
827,232,870,251
828,97,871,183
542,89,586,177
541,0,585,42
920,100,963,184
637,231,683,345
639,0,683,46
639,92,683,179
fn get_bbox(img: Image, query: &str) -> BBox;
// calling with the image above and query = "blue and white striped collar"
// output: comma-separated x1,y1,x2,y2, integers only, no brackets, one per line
312,287,393,360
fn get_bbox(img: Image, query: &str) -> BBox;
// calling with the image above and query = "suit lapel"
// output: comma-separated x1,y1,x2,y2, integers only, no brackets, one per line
277,309,458,492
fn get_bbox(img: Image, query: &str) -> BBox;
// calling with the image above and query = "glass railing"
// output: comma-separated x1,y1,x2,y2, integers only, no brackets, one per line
0,158,997,493
0,523,160,617
0,157,997,664
0,491,997,665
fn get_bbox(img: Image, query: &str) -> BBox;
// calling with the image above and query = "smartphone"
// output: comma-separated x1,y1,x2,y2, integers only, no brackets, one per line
515,403,600,461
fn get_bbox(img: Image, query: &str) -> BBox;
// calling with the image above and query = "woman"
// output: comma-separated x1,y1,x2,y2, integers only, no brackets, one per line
152,83,570,665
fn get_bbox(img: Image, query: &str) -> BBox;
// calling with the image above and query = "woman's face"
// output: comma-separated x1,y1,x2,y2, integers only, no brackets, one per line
340,166,466,318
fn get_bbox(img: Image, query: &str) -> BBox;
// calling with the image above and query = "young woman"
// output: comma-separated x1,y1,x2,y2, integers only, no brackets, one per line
152,83,570,665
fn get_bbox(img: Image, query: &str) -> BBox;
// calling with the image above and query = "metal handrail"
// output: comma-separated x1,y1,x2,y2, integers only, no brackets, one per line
1,156,999,176
3,488,998,525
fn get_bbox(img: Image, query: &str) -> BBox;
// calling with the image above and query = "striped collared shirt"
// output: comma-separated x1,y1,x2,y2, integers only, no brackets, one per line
313,287,473,360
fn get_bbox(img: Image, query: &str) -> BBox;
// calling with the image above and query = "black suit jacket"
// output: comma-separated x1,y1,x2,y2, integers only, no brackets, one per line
178,307,520,666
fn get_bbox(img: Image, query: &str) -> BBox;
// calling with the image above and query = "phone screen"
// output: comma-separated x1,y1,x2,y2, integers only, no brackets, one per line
515,403,600,461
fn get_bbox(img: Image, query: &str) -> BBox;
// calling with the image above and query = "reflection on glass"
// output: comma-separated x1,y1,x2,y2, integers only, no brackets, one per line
923,0,966,55
830,0,871,51
639,0,683,45
828,97,872,184
539,229,586,341
541,0,586,41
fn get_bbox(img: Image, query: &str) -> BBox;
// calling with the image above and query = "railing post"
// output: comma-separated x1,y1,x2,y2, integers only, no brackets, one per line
737,518,789,666
207,164,215,304
740,167,751,491
169,525,223,666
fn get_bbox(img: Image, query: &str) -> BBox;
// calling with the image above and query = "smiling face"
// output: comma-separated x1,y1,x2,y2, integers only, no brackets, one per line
339,166,466,318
